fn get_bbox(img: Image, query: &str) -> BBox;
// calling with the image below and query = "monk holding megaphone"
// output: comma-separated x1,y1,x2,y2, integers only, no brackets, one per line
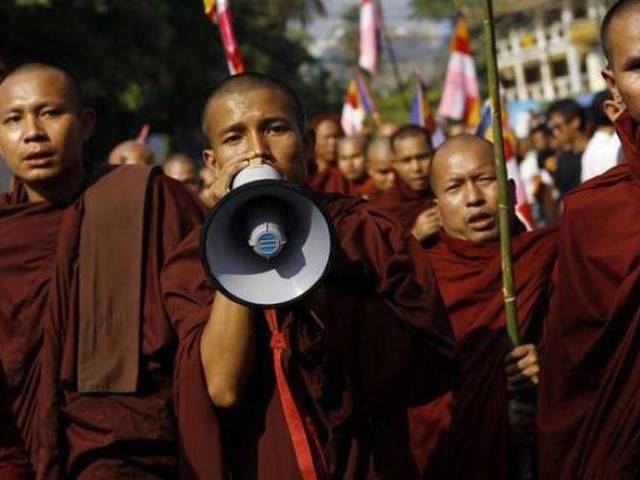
161,73,457,480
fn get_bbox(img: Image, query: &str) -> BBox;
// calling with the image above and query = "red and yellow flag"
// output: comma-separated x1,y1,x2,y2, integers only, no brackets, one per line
203,0,245,75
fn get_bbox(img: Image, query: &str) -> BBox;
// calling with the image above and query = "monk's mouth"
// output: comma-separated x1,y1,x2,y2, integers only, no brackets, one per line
23,150,56,166
467,213,494,229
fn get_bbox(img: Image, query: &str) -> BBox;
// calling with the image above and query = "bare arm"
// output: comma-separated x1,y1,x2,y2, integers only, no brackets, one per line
200,291,255,408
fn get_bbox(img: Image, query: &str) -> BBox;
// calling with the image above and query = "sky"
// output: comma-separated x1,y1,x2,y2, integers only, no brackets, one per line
308,0,414,38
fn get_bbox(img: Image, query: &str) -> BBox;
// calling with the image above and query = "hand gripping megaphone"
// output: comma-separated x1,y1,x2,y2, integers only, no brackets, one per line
201,164,334,308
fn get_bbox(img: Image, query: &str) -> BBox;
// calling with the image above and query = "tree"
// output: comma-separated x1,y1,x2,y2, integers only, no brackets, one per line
0,0,335,161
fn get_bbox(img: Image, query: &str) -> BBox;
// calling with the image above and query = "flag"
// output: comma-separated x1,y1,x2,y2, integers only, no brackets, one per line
355,71,378,118
203,0,245,75
410,78,446,148
438,15,481,127
341,79,366,135
476,100,535,229
359,0,379,73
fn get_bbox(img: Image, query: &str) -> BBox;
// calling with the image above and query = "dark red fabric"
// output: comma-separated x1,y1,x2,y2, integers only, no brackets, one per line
306,167,349,195
161,192,457,480
538,110,640,479
371,180,434,232
409,229,557,479
346,177,377,199
0,168,204,479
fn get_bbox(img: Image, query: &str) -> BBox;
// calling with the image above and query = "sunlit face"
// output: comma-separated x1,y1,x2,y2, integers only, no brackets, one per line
0,69,93,188
432,145,502,243
392,134,433,191
602,10,640,121
367,147,395,191
337,137,367,181
314,118,341,165
202,87,309,185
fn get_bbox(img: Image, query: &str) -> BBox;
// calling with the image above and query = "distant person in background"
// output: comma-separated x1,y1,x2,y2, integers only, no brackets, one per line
306,114,348,194
581,90,622,182
108,139,154,165
547,99,589,198
337,135,376,198
376,125,440,243
519,125,560,225
164,153,199,193
366,136,396,197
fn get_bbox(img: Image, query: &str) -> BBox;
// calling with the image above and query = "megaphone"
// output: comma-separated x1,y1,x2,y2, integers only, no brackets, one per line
201,164,334,308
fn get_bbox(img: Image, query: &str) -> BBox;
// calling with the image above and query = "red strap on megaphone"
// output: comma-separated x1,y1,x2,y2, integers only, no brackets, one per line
264,309,329,480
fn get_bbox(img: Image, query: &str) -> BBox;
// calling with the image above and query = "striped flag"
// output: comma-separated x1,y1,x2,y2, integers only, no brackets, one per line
203,0,245,75
410,78,446,148
438,15,481,127
476,100,535,229
341,79,365,135
359,0,379,74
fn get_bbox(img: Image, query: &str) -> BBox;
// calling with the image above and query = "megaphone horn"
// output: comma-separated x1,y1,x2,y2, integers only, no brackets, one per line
201,164,335,308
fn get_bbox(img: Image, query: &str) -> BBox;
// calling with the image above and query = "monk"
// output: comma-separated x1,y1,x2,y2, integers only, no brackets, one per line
163,153,199,193
336,135,377,198
366,136,395,199
107,139,154,165
306,114,348,194
538,2,640,477
408,134,557,479
160,73,457,479
0,63,204,478
376,125,441,243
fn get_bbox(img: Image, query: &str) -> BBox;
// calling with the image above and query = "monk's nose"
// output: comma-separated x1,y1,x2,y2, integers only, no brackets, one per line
23,115,47,143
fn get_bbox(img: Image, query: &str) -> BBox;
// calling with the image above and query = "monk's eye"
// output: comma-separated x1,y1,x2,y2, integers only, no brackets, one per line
223,133,242,145
267,123,290,135
478,176,495,184
41,108,62,118
2,114,20,125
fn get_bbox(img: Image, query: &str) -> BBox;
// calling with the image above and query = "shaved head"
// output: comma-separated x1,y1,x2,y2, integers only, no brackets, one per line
164,153,199,192
202,73,306,146
337,134,367,181
431,134,506,243
431,134,494,191
108,140,154,166
0,63,83,112
367,137,395,191
601,0,640,65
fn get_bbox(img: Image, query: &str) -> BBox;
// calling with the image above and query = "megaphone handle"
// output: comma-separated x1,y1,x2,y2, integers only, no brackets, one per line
264,309,328,479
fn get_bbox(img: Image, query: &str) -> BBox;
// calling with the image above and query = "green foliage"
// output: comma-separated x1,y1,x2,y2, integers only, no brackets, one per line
0,0,335,161
410,0,483,19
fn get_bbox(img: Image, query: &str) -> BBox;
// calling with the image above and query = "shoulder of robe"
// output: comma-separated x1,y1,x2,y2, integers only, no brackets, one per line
562,164,636,220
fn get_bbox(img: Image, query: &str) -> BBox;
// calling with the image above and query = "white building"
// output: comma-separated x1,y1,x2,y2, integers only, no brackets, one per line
496,0,614,102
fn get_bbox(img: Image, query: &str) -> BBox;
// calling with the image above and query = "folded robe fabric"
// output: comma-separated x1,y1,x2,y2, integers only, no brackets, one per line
538,110,640,479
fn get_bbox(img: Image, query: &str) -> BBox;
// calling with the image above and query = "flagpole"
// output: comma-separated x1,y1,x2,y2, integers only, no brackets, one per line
374,0,409,109
482,0,519,348
483,2,533,479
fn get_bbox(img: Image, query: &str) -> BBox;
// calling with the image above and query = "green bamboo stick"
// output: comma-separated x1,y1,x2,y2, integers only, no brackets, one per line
482,0,520,348
482,3,533,479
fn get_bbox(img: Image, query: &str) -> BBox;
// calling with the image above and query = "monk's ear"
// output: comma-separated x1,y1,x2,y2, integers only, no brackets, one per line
604,99,625,123
202,148,219,175
81,108,96,141
602,67,625,107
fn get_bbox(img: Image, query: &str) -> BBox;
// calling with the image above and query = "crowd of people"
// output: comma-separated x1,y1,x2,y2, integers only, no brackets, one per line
0,0,638,479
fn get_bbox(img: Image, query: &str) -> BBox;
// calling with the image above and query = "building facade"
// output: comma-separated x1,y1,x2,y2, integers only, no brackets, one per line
496,0,614,102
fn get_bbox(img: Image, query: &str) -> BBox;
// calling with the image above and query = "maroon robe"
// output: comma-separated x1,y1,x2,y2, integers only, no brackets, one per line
372,180,434,233
538,111,640,479
0,167,204,478
409,228,557,479
346,176,377,200
161,192,458,479
306,166,349,195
